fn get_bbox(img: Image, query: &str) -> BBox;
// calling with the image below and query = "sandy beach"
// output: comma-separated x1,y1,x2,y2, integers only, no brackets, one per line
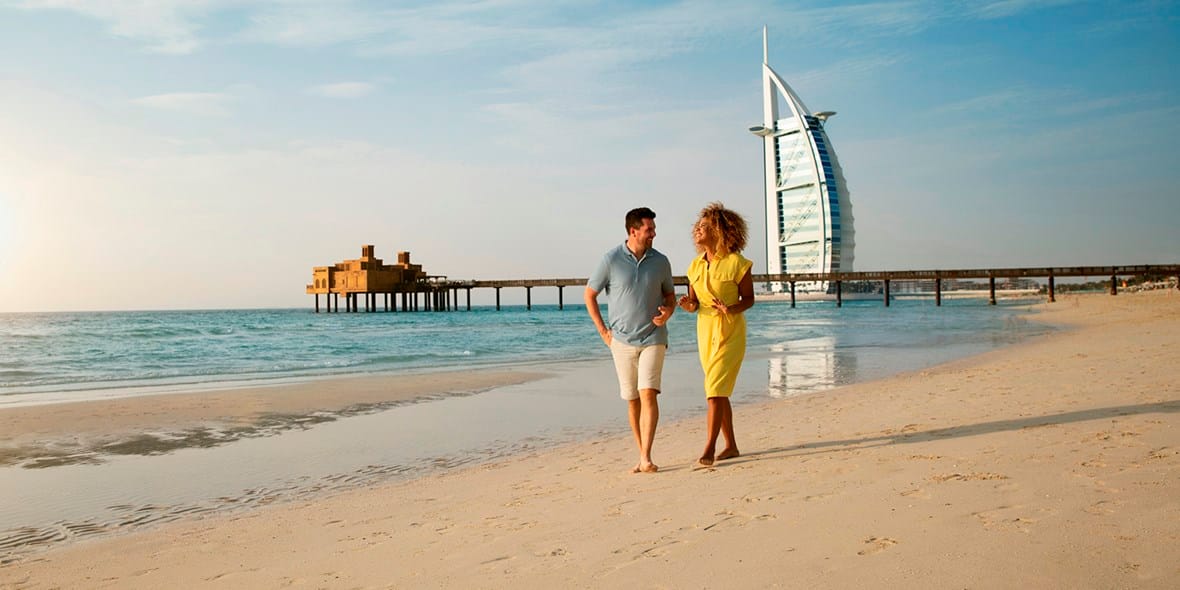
2,290,1178,588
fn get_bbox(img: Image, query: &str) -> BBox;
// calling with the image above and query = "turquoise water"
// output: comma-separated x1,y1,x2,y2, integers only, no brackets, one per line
0,298,1049,404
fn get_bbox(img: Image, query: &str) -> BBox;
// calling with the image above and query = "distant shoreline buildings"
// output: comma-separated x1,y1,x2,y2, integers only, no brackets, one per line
751,27,854,293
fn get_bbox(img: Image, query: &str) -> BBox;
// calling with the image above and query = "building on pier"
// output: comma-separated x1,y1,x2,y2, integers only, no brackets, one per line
306,245,427,296
750,27,855,294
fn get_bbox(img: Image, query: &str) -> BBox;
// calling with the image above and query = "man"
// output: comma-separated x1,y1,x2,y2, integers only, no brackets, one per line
585,207,675,474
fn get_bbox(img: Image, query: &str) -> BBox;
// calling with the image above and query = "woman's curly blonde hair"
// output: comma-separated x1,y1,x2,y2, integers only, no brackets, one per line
694,202,748,255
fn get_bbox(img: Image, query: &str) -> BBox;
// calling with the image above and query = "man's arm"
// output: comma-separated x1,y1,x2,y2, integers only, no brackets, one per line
584,287,612,346
652,291,675,326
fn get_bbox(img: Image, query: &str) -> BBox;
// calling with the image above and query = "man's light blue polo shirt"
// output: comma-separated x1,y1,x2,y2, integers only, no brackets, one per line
587,242,674,346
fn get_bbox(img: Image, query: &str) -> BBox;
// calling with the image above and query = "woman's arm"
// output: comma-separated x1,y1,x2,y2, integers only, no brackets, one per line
712,269,755,315
677,285,700,313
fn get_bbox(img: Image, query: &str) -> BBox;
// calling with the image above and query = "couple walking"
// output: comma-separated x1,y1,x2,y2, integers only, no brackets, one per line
584,204,754,473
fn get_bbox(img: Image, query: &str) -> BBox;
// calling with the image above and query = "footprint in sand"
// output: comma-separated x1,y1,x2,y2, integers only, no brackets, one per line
1084,500,1119,515
857,536,898,555
972,506,1036,533
930,472,1009,483
1148,447,1177,460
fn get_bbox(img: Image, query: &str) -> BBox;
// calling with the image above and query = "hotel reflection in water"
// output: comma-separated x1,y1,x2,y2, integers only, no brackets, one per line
765,336,858,398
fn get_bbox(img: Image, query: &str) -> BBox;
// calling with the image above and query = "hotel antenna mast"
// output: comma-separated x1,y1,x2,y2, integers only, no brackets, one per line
749,26,855,293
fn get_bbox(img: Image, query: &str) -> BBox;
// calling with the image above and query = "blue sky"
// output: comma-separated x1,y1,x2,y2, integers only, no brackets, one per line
1,0,1177,312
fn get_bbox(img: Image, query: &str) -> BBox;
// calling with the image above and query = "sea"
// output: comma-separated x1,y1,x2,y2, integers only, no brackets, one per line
0,298,1053,560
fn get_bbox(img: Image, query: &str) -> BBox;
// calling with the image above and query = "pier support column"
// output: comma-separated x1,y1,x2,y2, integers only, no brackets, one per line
884,280,890,307
558,286,564,310
1110,274,1118,295
789,281,796,309
526,286,532,310
315,294,319,313
1048,276,1056,303
835,280,843,308
495,287,501,311
988,276,996,305
333,293,338,313
935,278,942,307
466,288,472,311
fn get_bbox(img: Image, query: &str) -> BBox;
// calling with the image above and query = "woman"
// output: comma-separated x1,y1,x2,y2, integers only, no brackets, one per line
677,202,755,468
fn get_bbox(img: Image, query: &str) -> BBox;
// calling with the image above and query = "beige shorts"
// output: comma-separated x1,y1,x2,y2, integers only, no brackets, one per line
609,340,667,401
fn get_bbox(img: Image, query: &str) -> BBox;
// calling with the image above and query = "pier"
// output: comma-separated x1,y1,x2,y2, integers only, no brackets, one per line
309,256,1180,312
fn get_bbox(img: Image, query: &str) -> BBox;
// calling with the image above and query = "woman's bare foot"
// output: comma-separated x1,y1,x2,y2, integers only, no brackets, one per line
717,448,740,461
640,461,659,473
694,457,715,470
630,463,642,474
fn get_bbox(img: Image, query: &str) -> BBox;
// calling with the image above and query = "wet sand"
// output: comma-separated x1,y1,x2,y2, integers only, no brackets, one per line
2,290,1178,588
0,370,545,468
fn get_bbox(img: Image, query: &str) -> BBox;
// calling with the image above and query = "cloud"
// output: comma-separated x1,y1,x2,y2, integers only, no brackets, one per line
306,82,376,98
932,88,1039,114
969,0,1080,20
9,0,226,54
131,92,233,116
788,53,906,92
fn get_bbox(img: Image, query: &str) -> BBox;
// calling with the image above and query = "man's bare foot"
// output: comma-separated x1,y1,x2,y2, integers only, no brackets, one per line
717,448,740,461
694,457,714,470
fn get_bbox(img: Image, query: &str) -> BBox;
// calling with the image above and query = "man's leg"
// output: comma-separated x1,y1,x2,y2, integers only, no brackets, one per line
627,398,643,472
611,340,645,473
633,344,665,473
637,388,659,472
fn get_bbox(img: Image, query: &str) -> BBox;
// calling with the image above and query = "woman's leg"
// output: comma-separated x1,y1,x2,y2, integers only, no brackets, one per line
717,398,739,460
699,397,723,466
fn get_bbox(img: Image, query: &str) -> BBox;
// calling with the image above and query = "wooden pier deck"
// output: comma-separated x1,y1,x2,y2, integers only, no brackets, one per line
311,264,1180,312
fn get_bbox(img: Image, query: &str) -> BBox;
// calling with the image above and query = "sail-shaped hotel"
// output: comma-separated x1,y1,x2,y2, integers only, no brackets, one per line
750,29,854,292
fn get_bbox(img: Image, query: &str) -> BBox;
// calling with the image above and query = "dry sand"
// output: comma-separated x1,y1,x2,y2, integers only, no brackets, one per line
2,291,1178,588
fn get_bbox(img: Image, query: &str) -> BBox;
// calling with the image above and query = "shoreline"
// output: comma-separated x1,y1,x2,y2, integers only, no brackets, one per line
2,291,1177,587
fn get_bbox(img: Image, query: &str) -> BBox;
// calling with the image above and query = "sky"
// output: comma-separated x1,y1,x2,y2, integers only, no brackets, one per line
1,0,1177,312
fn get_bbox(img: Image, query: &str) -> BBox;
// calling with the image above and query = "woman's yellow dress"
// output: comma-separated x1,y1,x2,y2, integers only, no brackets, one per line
687,252,753,398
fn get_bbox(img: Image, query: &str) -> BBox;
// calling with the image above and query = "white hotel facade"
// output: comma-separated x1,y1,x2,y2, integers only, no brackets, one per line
751,29,854,293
